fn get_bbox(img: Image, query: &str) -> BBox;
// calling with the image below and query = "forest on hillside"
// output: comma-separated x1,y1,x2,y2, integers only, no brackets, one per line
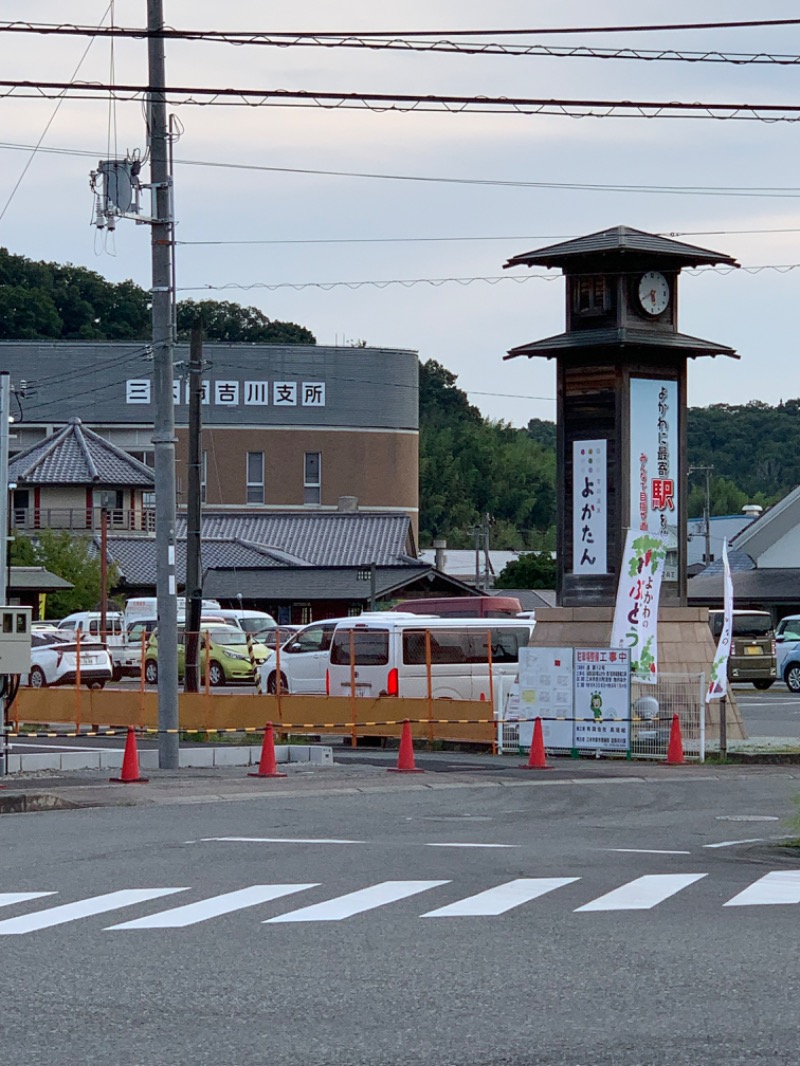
0,247,794,551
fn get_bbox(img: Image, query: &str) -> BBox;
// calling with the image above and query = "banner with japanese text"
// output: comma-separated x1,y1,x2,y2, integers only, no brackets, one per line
573,648,631,752
610,530,670,684
572,440,607,574
629,378,678,543
706,540,733,702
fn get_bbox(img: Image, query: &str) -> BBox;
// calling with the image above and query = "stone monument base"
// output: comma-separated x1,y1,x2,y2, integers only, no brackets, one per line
531,606,745,741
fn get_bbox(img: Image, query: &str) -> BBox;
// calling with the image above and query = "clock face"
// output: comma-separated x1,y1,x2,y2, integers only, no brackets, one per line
638,271,670,316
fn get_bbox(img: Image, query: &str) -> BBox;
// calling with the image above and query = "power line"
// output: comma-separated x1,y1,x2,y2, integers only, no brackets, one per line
3,80,800,122
4,22,800,64
1,138,799,202
175,263,800,295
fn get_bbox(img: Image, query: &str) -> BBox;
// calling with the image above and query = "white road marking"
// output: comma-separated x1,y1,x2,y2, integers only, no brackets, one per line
716,815,779,822
724,871,800,907
423,843,520,849
200,837,366,845
575,874,706,912
265,881,449,923
703,838,766,849
606,849,691,855
0,892,55,908
107,885,317,929
421,878,578,917
0,889,187,935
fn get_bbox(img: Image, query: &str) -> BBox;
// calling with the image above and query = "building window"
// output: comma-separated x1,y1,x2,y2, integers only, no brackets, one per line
304,451,321,505
574,275,608,316
246,451,264,504
201,450,207,504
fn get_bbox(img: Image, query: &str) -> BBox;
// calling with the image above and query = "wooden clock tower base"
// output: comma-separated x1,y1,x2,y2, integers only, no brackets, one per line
530,606,746,742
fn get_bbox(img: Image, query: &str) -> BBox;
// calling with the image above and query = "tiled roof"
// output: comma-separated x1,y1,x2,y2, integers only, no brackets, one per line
202,565,434,602
174,512,414,568
105,536,285,586
504,226,739,270
9,419,154,487
688,567,800,606
506,328,738,361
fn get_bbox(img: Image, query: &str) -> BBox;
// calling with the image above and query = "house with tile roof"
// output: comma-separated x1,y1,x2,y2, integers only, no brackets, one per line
8,418,154,533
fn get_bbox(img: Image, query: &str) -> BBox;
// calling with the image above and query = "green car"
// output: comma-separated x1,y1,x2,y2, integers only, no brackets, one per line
145,624,271,686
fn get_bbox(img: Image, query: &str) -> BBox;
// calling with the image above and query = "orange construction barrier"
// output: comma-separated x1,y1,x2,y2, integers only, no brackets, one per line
109,727,149,784
666,714,685,766
520,717,552,770
388,719,423,774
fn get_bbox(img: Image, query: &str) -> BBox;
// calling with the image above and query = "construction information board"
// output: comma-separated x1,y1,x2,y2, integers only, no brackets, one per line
573,648,631,752
517,647,574,750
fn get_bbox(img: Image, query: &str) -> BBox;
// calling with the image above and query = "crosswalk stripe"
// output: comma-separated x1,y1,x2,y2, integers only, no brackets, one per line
575,874,707,912
0,893,56,909
0,889,187,935
421,878,580,917
723,871,800,907
265,880,450,923
106,885,319,929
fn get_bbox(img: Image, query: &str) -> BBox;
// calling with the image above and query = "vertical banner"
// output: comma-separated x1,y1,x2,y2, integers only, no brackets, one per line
517,646,574,750
572,440,607,575
573,648,631,752
611,530,670,684
629,379,678,539
706,540,733,702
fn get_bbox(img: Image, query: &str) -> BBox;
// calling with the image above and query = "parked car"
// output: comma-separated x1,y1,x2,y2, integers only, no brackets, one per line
145,624,270,686
115,616,226,679
775,614,800,692
259,619,345,694
25,631,112,689
707,609,777,690
258,625,302,649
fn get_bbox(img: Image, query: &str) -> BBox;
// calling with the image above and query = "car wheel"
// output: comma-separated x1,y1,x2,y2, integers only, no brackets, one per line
145,660,158,684
112,667,123,682
208,661,225,687
753,679,774,691
28,665,47,689
267,672,288,695
88,680,106,690
784,663,800,693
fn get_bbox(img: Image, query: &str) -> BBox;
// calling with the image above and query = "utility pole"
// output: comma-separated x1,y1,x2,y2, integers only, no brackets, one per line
689,464,714,565
184,325,204,693
148,0,179,767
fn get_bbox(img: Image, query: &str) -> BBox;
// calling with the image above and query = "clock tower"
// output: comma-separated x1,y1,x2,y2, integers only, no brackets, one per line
504,225,739,607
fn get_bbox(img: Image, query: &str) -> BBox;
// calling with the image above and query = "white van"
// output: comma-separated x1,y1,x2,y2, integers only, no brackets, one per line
327,616,534,701
212,609,276,636
124,597,222,627
57,611,125,644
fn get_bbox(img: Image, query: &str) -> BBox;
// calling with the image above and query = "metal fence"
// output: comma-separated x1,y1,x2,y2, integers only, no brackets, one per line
494,672,706,762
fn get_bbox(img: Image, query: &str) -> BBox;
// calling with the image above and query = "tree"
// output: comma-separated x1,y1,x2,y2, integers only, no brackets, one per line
494,553,556,590
176,299,316,345
11,531,117,617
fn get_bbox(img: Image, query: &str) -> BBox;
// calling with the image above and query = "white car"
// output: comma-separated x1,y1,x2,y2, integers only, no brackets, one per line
259,619,344,694
25,632,112,689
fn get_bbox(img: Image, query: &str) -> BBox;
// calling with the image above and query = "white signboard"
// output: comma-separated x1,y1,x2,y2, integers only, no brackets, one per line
610,530,670,684
629,378,678,538
126,379,326,408
573,648,631,752
572,439,607,575
706,540,734,702
518,646,574,750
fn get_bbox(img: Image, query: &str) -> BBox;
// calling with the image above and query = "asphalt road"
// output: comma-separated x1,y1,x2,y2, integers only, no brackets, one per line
1,766,799,1065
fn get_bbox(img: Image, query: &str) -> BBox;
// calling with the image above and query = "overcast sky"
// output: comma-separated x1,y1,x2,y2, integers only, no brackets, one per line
1,2,799,426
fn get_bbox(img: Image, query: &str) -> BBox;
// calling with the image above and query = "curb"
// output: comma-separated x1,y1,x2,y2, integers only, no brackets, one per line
4,744,334,774
0,792,81,814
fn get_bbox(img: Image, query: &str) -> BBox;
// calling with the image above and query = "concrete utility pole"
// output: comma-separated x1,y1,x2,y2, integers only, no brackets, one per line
148,0,179,767
184,325,204,693
0,372,9,607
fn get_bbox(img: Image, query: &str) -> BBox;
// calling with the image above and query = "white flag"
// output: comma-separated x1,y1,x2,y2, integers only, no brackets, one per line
706,540,733,702
610,531,670,684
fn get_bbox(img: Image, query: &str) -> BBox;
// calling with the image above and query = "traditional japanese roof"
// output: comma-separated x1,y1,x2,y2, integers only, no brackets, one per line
505,327,738,361
202,565,475,603
504,226,739,271
8,566,73,592
9,418,154,487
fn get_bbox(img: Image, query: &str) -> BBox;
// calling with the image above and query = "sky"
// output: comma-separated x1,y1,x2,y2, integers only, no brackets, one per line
1,1,799,427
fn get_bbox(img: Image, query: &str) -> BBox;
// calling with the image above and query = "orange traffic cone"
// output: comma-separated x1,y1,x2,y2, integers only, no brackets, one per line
109,727,149,783
520,717,552,770
248,722,287,778
666,714,685,766
388,719,423,773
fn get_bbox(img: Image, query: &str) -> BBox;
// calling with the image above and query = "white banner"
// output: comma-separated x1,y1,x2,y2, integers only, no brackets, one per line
572,440,607,575
610,530,670,684
629,379,678,539
706,540,733,702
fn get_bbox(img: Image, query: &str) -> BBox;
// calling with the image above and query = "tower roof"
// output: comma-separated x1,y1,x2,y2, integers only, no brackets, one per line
8,418,155,486
504,225,739,271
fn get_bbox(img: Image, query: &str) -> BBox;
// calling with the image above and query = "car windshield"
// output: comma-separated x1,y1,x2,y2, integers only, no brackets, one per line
208,628,250,646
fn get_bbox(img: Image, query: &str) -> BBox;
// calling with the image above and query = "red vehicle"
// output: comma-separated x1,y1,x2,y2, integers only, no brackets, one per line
390,595,523,619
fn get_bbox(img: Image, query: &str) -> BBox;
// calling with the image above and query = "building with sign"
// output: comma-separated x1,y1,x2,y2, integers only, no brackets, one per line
1,341,419,532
